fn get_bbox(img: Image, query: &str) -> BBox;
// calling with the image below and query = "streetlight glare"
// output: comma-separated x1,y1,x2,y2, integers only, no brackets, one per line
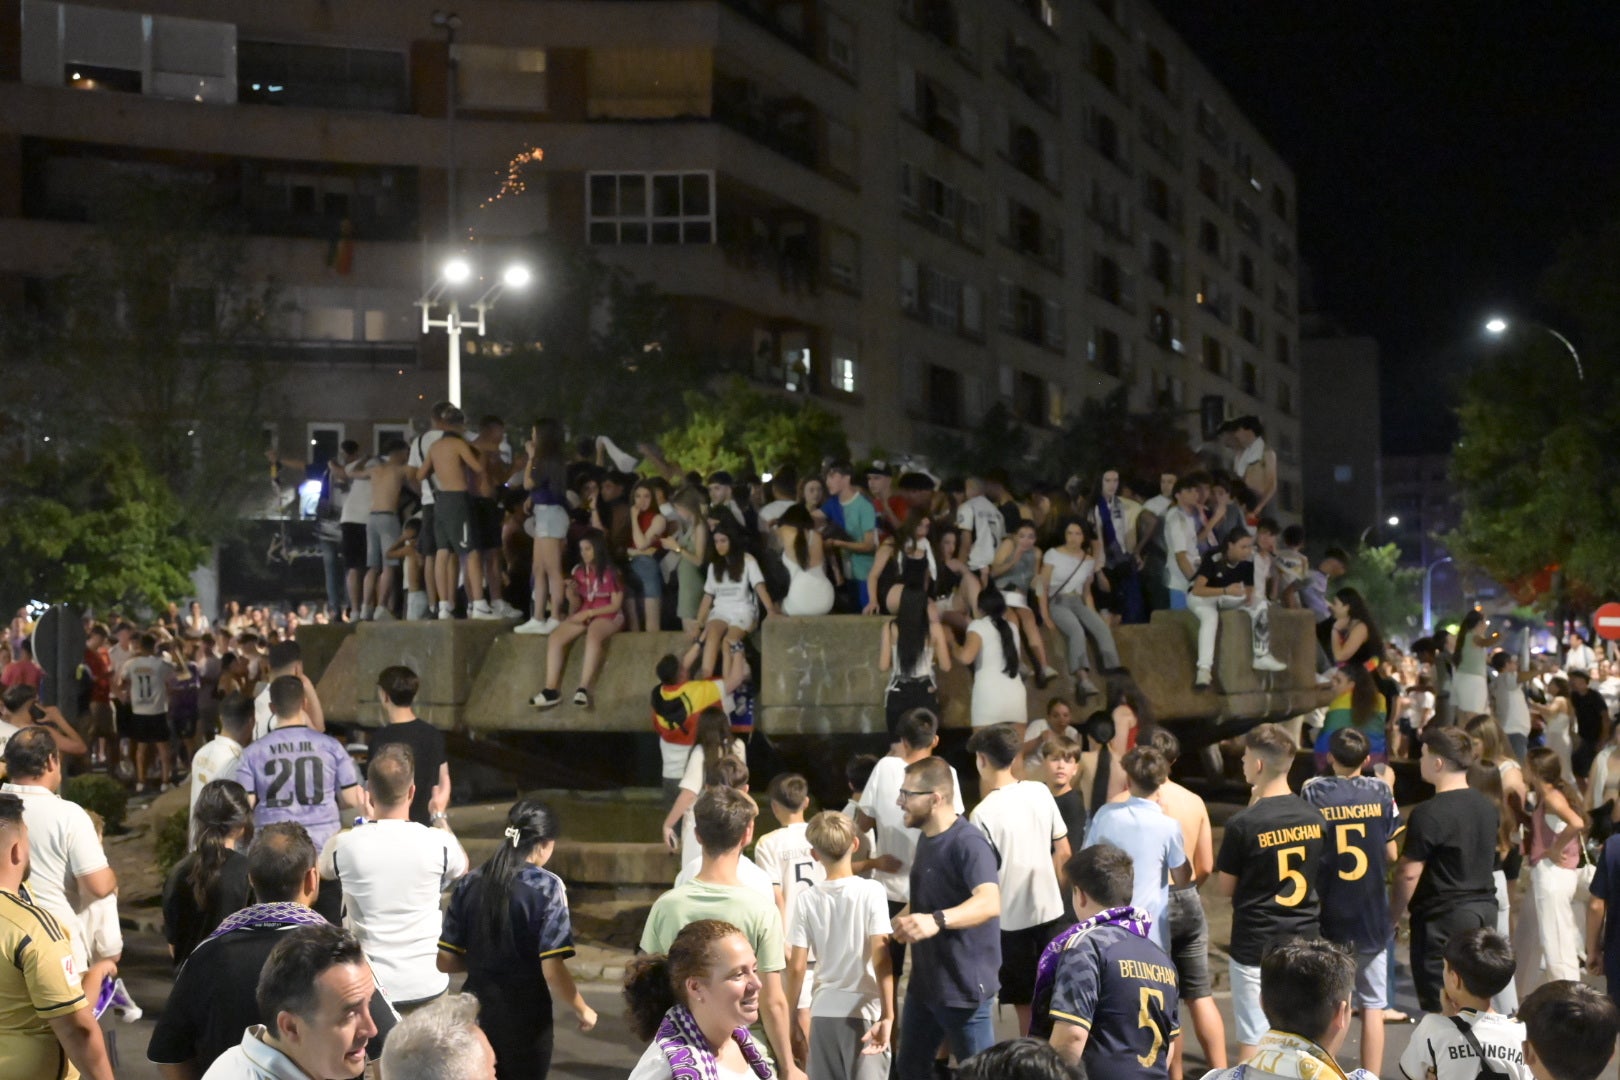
442,257,473,285
1387,515,1401,527
502,265,532,289
1484,317,1508,334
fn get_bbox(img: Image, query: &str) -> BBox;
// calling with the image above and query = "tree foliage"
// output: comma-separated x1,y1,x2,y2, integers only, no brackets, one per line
920,403,1032,484
1449,216,1620,601
1339,542,1424,640
654,378,850,478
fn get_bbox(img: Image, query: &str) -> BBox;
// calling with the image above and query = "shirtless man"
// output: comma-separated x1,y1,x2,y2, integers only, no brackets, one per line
1146,728,1227,1079
342,439,410,619
1224,416,1277,520
417,410,493,619
470,416,519,619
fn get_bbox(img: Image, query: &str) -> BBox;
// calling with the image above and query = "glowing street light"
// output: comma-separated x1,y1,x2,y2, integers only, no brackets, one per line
1483,316,1584,380
1387,515,1401,527
417,256,534,406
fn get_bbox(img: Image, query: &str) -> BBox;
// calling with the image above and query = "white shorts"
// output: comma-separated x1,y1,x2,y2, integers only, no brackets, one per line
1454,672,1489,714
711,602,756,632
1230,959,1267,1046
1001,590,1029,609
529,504,570,540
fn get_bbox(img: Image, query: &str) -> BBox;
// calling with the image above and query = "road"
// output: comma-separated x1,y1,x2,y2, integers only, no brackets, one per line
106,922,1430,1080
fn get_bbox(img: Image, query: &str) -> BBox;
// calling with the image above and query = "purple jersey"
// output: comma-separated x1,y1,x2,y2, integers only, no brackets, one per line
234,726,359,853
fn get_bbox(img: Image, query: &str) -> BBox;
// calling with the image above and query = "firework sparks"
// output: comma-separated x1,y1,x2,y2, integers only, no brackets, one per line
479,146,545,210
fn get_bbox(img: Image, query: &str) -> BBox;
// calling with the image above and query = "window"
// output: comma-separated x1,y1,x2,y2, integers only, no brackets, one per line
827,228,861,291
1239,253,1257,291
1197,218,1222,258
922,267,961,331
1142,173,1175,224
587,171,714,244
1048,382,1065,426
306,423,345,475
1240,360,1257,397
1197,160,1220,202
1148,306,1181,352
831,339,858,393
900,163,983,249
1238,306,1259,345
1275,330,1293,367
1271,185,1290,221
305,306,355,340
926,364,964,427
1091,326,1123,377
1090,110,1121,164
963,283,984,334
373,424,409,455
1139,109,1181,169
1195,98,1227,151
1233,199,1261,242
239,42,407,112
1201,334,1224,375
1014,371,1047,425
1089,38,1117,90
1145,45,1169,93
1148,240,1174,289
824,12,857,78
1090,254,1130,309
24,3,238,104
1003,38,1058,110
826,118,858,179
458,45,547,110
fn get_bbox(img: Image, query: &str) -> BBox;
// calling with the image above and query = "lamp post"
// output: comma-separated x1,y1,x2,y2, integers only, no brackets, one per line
1483,317,1584,380
417,257,531,407
1358,515,1401,548
1422,555,1454,633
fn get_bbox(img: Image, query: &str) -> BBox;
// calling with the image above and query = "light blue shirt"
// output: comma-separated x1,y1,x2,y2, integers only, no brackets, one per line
1083,795,1188,952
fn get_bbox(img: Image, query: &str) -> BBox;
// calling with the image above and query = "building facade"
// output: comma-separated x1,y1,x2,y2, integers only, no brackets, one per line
1,0,1302,504
1299,330,1380,547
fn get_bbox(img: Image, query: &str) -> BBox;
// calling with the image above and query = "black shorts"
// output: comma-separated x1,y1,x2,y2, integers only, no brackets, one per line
114,701,134,739
999,917,1071,1005
169,709,198,741
341,523,368,572
130,711,169,744
885,679,937,740
472,496,503,551
417,504,440,557
433,491,474,555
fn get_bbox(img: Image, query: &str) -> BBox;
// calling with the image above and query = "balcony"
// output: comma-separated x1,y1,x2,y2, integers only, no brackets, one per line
713,75,818,170
1000,41,1059,113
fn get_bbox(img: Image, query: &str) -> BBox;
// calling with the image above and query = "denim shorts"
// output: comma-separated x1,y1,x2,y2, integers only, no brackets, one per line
531,503,569,540
630,554,665,599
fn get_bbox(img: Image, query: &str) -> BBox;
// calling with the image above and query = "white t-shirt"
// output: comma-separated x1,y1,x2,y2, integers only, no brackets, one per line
339,459,375,525
1042,549,1095,598
408,430,445,505
1234,435,1267,478
1398,1009,1532,1080
2,782,109,967
678,738,748,875
968,780,1067,930
0,718,19,756
705,557,765,615
673,855,776,905
318,819,469,1003
1165,507,1200,592
956,495,1006,571
788,876,890,1020
753,822,823,940
189,735,245,849
856,755,965,903
629,1041,759,1080
1021,718,1075,772
252,685,276,742
125,654,173,715
1491,676,1532,737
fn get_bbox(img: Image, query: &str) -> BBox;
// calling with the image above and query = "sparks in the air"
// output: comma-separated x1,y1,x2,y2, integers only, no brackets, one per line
480,147,546,210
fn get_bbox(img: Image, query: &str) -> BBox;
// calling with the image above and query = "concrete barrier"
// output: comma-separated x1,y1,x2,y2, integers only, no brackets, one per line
304,606,1329,737
296,624,356,684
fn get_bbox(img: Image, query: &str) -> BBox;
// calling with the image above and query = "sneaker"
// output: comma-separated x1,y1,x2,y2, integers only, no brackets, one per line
133,783,147,795
159,782,173,793
1314,671,1334,686
1033,666,1050,690
530,689,561,709
572,687,591,707
1041,665,1060,681
437,603,455,620
537,617,560,634
492,600,523,619
1193,667,1213,690
1253,653,1288,673
470,602,499,620
1075,672,1099,697
514,617,551,635
372,608,395,622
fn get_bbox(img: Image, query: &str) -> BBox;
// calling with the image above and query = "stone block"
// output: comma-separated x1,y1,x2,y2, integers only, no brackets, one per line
296,624,356,684
458,838,676,887
352,620,513,722
462,629,691,733
315,634,361,725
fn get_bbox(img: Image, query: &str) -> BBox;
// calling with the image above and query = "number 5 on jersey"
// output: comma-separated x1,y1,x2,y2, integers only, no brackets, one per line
1274,844,1309,907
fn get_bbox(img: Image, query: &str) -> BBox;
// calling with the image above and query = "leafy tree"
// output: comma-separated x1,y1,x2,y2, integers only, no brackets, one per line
1449,217,1620,601
0,444,207,611
920,403,1033,484
653,378,850,478
1338,542,1424,640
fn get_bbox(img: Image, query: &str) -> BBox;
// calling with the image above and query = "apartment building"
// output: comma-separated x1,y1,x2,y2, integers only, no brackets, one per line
0,0,1302,510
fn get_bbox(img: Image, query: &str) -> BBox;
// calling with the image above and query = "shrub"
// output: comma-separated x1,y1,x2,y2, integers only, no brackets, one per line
61,774,130,834
155,807,190,877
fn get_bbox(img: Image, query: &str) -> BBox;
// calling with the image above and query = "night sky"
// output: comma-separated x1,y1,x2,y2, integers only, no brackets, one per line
1158,2,1620,451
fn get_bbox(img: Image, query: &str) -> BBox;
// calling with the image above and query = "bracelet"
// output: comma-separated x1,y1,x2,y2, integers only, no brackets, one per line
430,812,449,824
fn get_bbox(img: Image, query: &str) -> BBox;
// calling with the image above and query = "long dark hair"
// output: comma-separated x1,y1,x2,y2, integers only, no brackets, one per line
1105,667,1155,731
188,780,253,909
1333,587,1384,656
978,587,1019,678
1341,663,1383,727
688,707,732,780
476,799,561,950
895,506,931,557
710,521,748,583
1453,609,1484,662
1526,748,1586,827
895,585,931,673
778,503,814,568
576,527,616,588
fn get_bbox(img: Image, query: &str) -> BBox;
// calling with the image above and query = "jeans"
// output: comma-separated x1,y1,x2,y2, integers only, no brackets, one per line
1186,592,1272,670
1048,594,1121,674
896,996,994,1080
1507,733,1529,762
319,538,344,615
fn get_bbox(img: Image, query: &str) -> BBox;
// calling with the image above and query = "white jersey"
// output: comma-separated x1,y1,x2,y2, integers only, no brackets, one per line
968,780,1067,930
956,495,1005,571
753,822,823,946
857,755,965,904
1399,1009,1532,1080
124,655,173,715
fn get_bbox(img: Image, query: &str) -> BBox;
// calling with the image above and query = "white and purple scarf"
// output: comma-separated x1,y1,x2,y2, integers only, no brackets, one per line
206,902,329,941
654,1003,774,1080
1029,904,1154,1024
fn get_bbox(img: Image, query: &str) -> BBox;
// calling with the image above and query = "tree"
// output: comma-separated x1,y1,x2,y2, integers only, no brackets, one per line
1449,216,1620,601
920,403,1033,485
1338,542,1423,641
653,378,850,478
0,443,207,611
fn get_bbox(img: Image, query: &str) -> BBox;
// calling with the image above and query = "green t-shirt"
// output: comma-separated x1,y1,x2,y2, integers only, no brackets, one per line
638,879,786,971
840,493,878,581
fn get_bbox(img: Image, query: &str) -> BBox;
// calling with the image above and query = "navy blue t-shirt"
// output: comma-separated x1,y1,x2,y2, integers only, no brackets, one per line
910,815,1002,1008
1032,923,1181,1080
440,865,576,1018
1590,834,1620,1007
1300,774,1402,952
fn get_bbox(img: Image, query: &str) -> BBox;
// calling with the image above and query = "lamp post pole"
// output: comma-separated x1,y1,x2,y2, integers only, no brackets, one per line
1484,317,1584,380
1422,555,1454,634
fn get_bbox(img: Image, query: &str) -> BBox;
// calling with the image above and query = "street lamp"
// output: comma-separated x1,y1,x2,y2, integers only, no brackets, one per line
1422,555,1454,633
1358,516,1400,547
1483,316,1584,380
416,256,532,406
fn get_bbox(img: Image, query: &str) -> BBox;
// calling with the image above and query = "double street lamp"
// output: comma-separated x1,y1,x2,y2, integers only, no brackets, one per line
417,256,531,407
1483,317,1585,380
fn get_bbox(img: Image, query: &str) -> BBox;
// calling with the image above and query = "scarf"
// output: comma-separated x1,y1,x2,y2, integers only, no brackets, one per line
206,902,329,941
1030,905,1153,1021
1224,1030,1371,1080
1096,496,1126,563
654,1003,774,1080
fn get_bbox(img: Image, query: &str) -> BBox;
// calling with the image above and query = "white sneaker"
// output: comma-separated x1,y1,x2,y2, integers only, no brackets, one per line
437,603,455,620
1194,667,1213,689
470,602,499,620
514,618,550,635
372,608,395,622
1253,653,1288,672
1314,671,1334,686
537,617,560,634
492,600,522,619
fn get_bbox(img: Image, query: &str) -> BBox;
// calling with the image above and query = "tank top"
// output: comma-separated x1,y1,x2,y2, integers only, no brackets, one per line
1334,620,1378,668
879,543,935,599
887,633,935,688
1529,801,1581,868
1458,635,1488,677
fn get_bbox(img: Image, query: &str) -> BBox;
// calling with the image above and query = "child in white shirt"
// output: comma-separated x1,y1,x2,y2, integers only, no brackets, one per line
1398,928,1531,1080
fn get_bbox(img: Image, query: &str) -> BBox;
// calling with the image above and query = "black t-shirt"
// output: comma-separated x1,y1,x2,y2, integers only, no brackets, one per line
1572,689,1608,745
1193,554,1254,592
1215,794,1328,965
910,816,1002,1008
161,849,253,966
1031,923,1181,1080
1052,788,1088,920
148,923,398,1071
368,719,448,826
1404,788,1498,917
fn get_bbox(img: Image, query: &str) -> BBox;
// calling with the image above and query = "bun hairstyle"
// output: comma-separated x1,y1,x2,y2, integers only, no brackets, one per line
623,919,744,1040
476,800,560,949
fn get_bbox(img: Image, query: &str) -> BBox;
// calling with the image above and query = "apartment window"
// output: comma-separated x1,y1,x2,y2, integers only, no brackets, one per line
922,267,961,331
831,337,858,393
1277,379,1293,415
373,424,409,455
826,118,858,180
1148,306,1181,352
827,228,860,291
1197,218,1222,258
1017,0,1059,32
963,283,984,334
1008,122,1058,185
1233,199,1261,242
824,11,858,78
1275,331,1293,367
1143,173,1173,223
587,171,714,244
1014,371,1047,425
458,45,547,111
1238,306,1259,344
1197,160,1220,202
239,42,407,112
1091,110,1121,164
1275,283,1293,316
1148,240,1174,289
1195,98,1227,151
1003,38,1058,110
363,309,396,341
1201,334,1224,376
1091,326,1124,377
1145,45,1169,93
1271,185,1290,221
1089,38,1117,90
1240,360,1258,397
305,306,355,340
926,364,964,427
1239,253,1257,291
1090,254,1131,310
306,423,345,474
1139,109,1181,169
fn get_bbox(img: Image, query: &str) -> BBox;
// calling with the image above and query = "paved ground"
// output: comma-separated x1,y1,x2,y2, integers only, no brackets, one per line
102,792,1437,1080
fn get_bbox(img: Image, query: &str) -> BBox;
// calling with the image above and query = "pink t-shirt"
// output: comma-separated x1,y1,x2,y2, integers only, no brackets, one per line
572,564,621,612
0,660,43,690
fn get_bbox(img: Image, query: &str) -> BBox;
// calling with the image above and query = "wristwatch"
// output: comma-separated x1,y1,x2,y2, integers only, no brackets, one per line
932,909,948,931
